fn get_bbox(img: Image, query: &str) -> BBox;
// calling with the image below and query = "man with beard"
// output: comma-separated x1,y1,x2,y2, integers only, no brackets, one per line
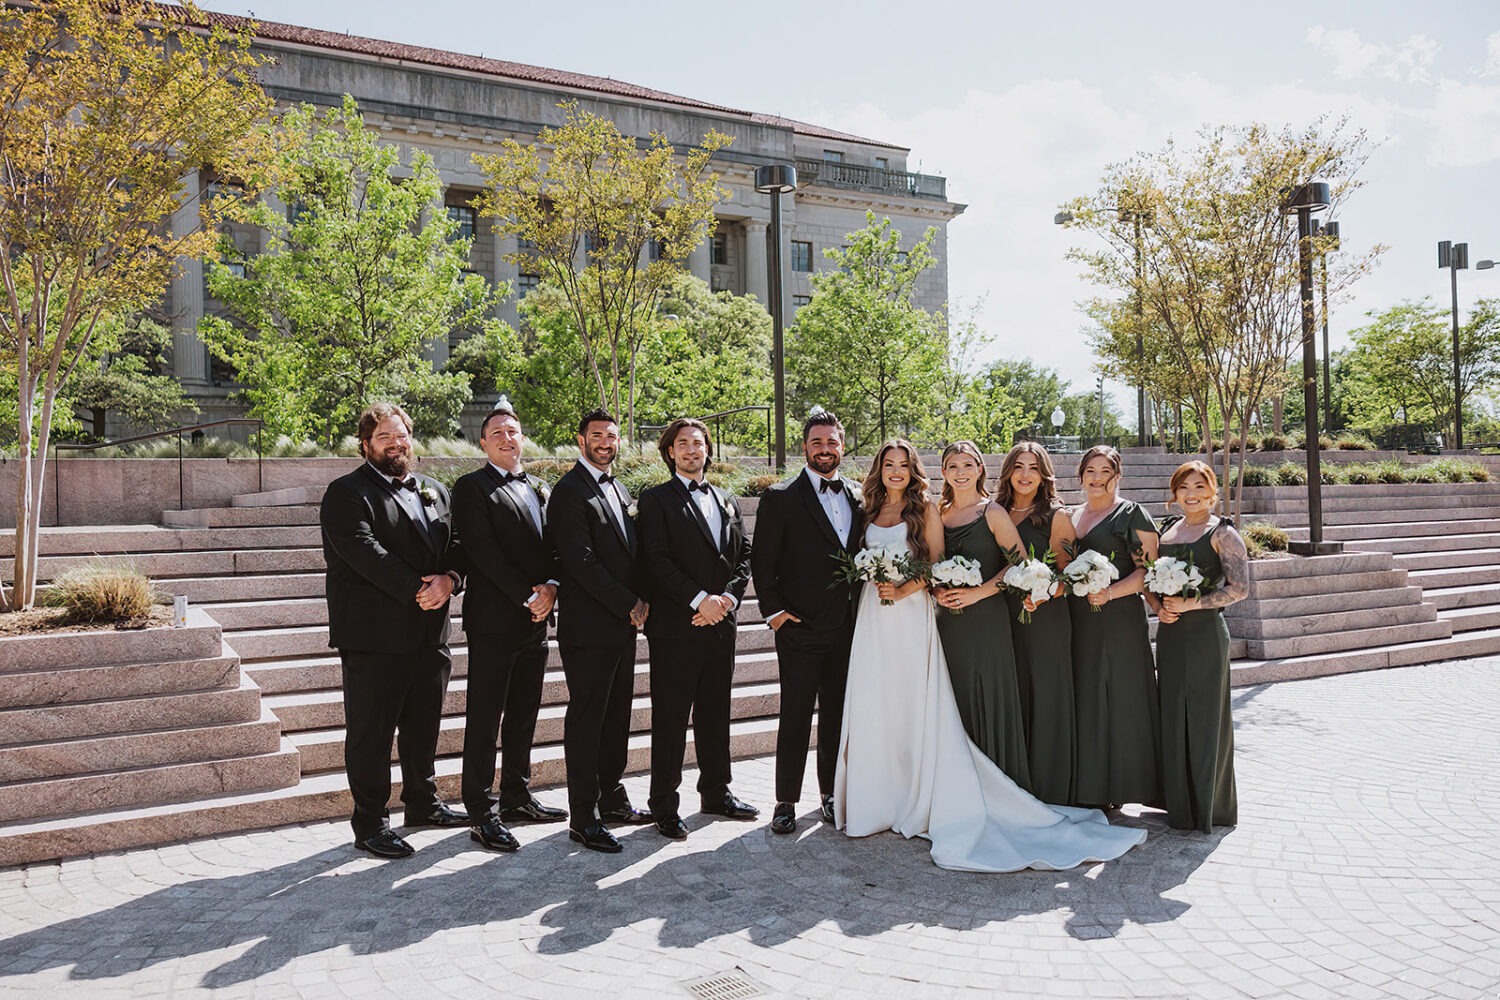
450,398,568,854
750,407,862,835
549,408,653,853
636,418,757,840
320,403,468,858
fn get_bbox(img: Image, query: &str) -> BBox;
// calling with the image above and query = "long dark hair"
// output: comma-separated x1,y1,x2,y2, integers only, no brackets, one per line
861,438,933,563
995,441,1062,531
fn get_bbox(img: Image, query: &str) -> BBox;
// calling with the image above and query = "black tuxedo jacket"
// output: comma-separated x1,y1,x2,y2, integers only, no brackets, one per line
320,463,464,654
637,476,751,642
550,461,642,648
450,464,560,637
750,470,862,634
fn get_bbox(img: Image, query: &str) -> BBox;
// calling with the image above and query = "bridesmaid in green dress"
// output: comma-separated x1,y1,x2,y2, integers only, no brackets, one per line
1069,444,1161,809
931,441,1031,790
1147,460,1246,832
995,442,1077,806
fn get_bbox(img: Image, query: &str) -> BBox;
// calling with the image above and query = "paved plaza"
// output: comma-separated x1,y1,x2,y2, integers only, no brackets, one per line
1,659,1498,999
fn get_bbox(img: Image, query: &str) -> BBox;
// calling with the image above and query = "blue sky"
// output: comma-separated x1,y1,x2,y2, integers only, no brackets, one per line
201,0,1500,407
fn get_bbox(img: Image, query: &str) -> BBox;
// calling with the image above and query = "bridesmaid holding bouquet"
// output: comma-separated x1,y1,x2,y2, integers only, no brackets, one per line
931,440,1031,790
996,442,1077,806
1068,445,1161,810
1147,460,1247,832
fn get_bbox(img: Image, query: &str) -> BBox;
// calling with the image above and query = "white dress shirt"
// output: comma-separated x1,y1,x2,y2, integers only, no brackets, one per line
804,465,852,546
489,461,544,535
370,462,429,528
678,473,737,613
579,456,627,535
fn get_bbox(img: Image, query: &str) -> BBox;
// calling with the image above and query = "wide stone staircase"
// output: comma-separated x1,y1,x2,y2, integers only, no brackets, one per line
4,450,1500,863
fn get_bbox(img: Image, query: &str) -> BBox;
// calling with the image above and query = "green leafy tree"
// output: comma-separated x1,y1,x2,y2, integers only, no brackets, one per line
69,313,196,438
0,0,271,610
474,101,731,439
789,213,946,450
200,96,493,445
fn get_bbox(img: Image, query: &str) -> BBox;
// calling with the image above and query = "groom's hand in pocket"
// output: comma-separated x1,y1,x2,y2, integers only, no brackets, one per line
767,610,801,632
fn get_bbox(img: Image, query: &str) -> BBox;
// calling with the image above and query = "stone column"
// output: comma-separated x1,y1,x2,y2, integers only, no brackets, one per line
495,229,520,330
687,236,711,284
169,170,208,384
743,221,768,308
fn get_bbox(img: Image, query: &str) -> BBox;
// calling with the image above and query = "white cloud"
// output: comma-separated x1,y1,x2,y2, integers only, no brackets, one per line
1306,26,1439,84
1422,79,1500,167
1485,32,1500,76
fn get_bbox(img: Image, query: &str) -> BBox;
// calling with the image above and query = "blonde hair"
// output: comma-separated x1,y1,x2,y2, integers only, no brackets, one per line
995,441,1062,530
939,440,989,511
861,439,933,563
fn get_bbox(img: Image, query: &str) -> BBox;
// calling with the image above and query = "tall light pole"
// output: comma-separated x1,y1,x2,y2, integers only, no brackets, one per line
1438,240,1470,451
755,164,797,470
1055,204,1151,447
1314,220,1340,434
1281,182,1341,555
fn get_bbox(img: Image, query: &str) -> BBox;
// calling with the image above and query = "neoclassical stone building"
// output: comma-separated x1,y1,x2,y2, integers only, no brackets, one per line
172,13,965,421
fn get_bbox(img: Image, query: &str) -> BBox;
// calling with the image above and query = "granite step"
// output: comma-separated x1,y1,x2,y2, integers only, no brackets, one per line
0,673,264,745
1283,519,1500,542
155,573,327,603
1230,626,1500,687
1227,601,1437,641
1223,586,1425,621
0,653,241,709
231,486,324,507
1407,566,1500,590
1437,604,1500,633
162,506,321,529
1342,533,1500,555
1422,584,1500,611
1244,551,1395,580
0,524,321,558
1393,550,1500,572
1273,506,1500,528
0,739,301,824
1241,617,1452,660
288,679,785,775
0,610,223,674
0,706,284,783
1237,568,1408,601
14,547,326,584
0,717,782,865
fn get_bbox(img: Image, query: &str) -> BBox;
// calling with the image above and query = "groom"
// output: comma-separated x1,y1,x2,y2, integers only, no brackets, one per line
750,407,861,835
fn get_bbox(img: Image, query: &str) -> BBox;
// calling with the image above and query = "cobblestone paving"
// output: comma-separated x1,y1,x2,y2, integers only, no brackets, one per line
2,658,1499,999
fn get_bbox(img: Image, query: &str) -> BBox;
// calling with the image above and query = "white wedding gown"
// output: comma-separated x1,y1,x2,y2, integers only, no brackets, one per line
834,522,1148,872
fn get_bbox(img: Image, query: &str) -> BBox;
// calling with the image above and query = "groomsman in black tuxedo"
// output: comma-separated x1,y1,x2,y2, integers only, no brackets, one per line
550,408,653,853
636,418,758,840
450,398,569,854
750,408,861,835
320,402,468,859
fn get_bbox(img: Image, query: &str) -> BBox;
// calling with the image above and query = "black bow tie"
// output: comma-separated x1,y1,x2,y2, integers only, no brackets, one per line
819,479,845,495
395,476,418,492
498,471,527,485
686,479,710,493
597,473,615,485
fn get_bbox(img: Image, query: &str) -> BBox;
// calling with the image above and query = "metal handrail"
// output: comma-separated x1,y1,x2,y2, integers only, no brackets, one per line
52,418,263,525
639,405,772,468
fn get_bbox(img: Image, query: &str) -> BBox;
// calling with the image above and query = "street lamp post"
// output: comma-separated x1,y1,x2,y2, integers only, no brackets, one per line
1438,240,1471,451
1314,220,1340,434
755,164,797,470
1281,182,1341,555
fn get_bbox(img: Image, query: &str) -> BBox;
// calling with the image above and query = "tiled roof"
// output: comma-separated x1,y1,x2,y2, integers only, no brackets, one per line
189,8,901,150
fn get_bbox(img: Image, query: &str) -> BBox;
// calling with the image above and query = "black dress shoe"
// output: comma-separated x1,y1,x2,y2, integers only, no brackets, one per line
404,804,469,828
355,829,415,859
598,804,653,825
569,822,622,853
469,816,520,853
770,802,797,835
820,793,835,824
701,793,759,820
655,816,689,840
500,799,568,824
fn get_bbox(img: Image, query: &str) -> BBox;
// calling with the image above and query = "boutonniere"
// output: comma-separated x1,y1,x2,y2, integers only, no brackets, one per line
721,495,736,518
535,482,551,505
847,483,863,507
626,502,639,519
418,485,439,508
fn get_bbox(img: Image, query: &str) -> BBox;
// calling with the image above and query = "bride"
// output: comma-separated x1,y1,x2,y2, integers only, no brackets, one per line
833,439,1147,872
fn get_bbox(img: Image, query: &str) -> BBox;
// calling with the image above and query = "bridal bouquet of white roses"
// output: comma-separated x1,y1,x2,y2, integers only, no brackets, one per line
832,544,921,605
930,555,984,615
1144,554,1207,599
1002,555,1057,624
1061,549,1120,612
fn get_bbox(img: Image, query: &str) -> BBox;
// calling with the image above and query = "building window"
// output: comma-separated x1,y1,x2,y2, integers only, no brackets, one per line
711,233,728,266
447,204,476,241
823,150,844,163
895,250,909,266
793,294,812,308
791,240,813,273
517,273,540,298
874,157,889,171
648,236,665,261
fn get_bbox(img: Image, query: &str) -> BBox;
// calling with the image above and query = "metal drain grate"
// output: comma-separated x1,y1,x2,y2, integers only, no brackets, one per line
681,969,767,1000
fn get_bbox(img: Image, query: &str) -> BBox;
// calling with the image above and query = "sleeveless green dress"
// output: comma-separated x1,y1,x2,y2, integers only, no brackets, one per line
1003,507,1075,806
1068,499,1161,808
937,514,1031,792
1155,514,1238,832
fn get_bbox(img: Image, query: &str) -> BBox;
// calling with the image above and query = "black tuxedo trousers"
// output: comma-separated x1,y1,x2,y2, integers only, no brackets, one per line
460,625,548,819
